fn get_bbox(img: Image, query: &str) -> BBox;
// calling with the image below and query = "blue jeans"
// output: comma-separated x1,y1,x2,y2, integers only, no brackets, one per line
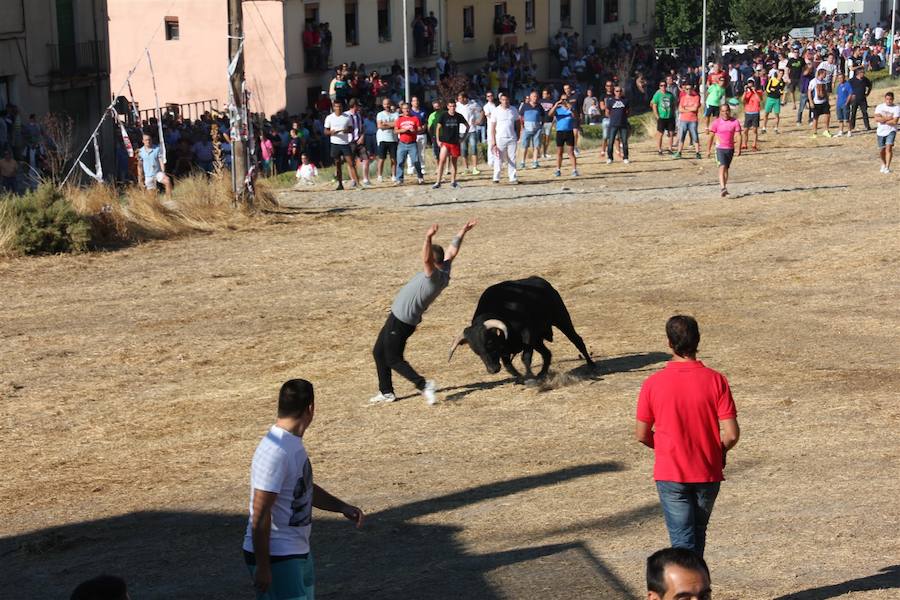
396,142,422,181
656,481,720,557
607,125,629,159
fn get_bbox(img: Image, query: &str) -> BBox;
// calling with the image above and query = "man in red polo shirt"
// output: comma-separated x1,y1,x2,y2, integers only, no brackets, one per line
635,315,740,557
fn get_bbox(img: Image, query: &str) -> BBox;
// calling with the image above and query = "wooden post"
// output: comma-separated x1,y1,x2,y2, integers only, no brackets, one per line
228,0,248,203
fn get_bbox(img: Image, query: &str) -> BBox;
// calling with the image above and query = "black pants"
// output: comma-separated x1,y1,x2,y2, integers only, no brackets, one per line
849,101,870,130
373,313,425,395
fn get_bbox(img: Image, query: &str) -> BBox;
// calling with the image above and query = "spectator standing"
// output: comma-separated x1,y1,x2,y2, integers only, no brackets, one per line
874,91,899,174
375,97,399,183
848,68,873,133
706,100,742,197
651,81,676,155
762,69,786,133
394,101,425,185
323,100,357,190
539,88,555,159
490,91,520,184
243,379,364,598
432,100,468,189
138,134,172,196
408,96,428,176
518,90,545,169
549,93,578,177
673,82,701,159
704,75,726,132
834,73,853,136
605,85,630,164
741,81,762,151
636,316,740,557
455,92,482,175
809,68,833,137
424,12,438,55
302,23,321,72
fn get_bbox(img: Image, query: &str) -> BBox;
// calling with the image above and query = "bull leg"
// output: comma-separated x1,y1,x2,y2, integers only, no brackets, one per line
534,341,553,379
501,354,524,381
521,347,536,379
557,323,594,365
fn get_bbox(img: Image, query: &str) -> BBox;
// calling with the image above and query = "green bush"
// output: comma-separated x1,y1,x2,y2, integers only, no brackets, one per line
2,185,91,255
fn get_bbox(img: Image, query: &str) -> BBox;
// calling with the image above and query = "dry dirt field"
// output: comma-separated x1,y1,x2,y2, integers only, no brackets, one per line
1,118,899,599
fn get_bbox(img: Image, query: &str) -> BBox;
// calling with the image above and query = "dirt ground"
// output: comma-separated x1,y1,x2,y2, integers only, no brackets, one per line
2,115,899,599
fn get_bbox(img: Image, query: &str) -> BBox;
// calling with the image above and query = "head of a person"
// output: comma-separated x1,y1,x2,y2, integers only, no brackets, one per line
885,91,895,106
722,102,734,119
498,92,510,107
614,86,623,97
837,72,846,83
348,98,359,112
446,99,456,114
431,244,445,267
529,90,539,103
399,101,410,115
855,67,864,78
666,315,700,358
142,134,153,148
457,92,469,105
278,379,315,424
333,100,343,115
817,68,826,79
70,575,129,600
411,95,420,108
432,99,442,110
300,153,310,164
682,82,694,95
485,91,495,104
381,97,391,111
605,80,614,94
542,88,551,99
646,548,711,600
778,68,785,78
2,149,12,161
659,81,667,92
563,83,573,94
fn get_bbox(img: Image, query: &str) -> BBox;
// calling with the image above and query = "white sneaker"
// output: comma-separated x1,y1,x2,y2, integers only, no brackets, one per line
574,148,580,157
369,392,397,404
606,158,612,164
834,131,843,137
377,175,384,183
390,175,397,182
846,131,852,137
623,159,630,164
879,165,886,173
421,380,437,405
362,179,371,186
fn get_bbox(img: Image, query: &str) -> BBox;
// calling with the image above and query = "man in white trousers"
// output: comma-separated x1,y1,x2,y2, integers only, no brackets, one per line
491,92,520,184
483,91,497,168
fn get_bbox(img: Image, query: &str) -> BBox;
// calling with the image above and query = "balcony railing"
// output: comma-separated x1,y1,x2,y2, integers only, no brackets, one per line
48,41,107,77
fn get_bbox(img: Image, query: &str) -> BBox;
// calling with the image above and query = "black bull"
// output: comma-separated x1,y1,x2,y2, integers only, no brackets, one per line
448,276,594,380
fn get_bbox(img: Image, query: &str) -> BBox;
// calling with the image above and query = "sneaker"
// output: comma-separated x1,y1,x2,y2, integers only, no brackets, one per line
377,175,384,183
406,167,415,175
720,188,729,197
658,150,664,156
362,179,371,187
394,180,403,186
834,131,843,137
519,161,526,169
606,158,612,164
774,128,780,134
811,133,818,138
572,169,579,177
623,159,630,164
471,168,481,175
510,179,520,185
822,130,832,138
431,182,441,189
450,181,460,189
349,180,358,188
761,128,767,134
846,131,852,138
673,152,682,159
885,168,893,174
695,152,702,159
492,178,500,184
554,169,561,177
879,165,887,174
417,177,425,184
421,380,437,405
532,161,540,168
369,392,397,404
335,183,344,190
574,149,580,157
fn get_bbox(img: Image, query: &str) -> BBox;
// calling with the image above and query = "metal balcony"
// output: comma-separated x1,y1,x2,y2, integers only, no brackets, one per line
48,41,107,77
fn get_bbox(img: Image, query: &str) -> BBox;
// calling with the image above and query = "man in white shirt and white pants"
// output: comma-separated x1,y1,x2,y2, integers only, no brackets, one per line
491,91,520,184
483,92,497,167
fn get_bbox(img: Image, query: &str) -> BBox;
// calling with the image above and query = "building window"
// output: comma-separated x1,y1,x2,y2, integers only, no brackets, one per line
415,0,425,18
463,6,474,39
525,0,535,31
305,3,319,25
604,0,618,23
560,0,572,28
345,1,358,46
378,0,391,42
586,0,597,25
0,77,9,110
630,0,637,23
164,17,179,41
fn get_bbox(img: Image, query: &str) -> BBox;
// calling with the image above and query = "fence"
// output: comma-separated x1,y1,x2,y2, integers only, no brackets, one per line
137,99,220,124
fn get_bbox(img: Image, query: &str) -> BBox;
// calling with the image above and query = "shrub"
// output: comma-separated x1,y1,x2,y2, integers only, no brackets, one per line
1,185,91,255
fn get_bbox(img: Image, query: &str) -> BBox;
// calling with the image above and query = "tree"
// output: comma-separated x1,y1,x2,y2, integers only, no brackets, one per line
655,0,733,48
730,0,818,43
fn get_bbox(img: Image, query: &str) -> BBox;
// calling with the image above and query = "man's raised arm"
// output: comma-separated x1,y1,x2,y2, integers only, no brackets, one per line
443,219,477,262
423,223,439,277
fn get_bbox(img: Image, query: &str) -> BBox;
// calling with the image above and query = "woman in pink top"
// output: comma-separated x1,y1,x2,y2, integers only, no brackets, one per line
260,135,275,177
705,101,742,197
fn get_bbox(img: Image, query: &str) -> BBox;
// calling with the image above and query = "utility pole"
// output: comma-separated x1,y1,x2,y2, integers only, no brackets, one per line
403,0,410,102
228,0,248,202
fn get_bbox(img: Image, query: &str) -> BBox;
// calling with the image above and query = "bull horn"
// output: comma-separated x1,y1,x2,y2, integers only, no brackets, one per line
482,319,508,339
448,333,468,362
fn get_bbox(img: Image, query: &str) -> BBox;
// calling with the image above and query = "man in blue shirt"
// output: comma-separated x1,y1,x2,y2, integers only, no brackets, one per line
834,73,853,137
138,134,172,196
549,94,578,177
517,90,545,169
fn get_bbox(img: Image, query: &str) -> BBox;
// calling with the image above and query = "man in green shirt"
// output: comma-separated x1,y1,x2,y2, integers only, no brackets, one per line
427,99,444,163
704,74,727,133
651,81,677,155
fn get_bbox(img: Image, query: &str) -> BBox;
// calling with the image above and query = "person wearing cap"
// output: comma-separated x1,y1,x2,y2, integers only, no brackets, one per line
706,99,742,197
762,69,786,134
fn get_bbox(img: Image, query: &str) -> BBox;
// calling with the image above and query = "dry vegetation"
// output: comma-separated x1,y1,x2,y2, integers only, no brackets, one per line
1,116,899,600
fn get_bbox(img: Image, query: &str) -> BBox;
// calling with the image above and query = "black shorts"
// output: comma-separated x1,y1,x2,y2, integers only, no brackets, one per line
787,79,799,92
657,117,676,133
744,113,760,128
330,143,352,159
350,142,369,160
556,130,575,147
716,148,735,168
377,141,398,159
813,102,830,118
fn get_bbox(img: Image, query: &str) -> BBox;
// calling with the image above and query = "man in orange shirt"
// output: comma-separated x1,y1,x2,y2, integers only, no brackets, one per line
741,80,763,151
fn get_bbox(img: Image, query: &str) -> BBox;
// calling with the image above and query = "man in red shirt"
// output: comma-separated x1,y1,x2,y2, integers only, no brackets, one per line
393,101,424,185
635,315,740,557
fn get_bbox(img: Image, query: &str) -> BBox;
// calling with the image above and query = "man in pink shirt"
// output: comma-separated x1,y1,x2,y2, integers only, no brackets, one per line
706,100,742,197
635,315,740,557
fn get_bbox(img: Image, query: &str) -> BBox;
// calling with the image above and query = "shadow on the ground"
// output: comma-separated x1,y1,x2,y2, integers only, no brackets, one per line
729,183,848,200
0,463,639,599
772,565,900,599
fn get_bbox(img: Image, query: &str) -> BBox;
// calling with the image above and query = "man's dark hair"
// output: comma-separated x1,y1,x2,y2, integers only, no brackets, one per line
71,575,128,600
278,379,315,418
646,548,710,594
666,315,700,357
431,244,445,264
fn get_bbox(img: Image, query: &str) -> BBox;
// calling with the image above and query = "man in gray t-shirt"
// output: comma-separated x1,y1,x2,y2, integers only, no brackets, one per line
371,219,477,405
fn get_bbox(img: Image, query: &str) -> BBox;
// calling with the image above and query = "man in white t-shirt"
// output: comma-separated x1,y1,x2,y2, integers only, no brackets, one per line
243,379,364,598
490,91,520,184
375,97,399,183
455,92,482,175
323,101,358,190
874,91,900,174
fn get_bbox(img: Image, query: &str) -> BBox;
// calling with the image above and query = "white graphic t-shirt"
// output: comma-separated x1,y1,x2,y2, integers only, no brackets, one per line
243,426,313,556
874,103,900,138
